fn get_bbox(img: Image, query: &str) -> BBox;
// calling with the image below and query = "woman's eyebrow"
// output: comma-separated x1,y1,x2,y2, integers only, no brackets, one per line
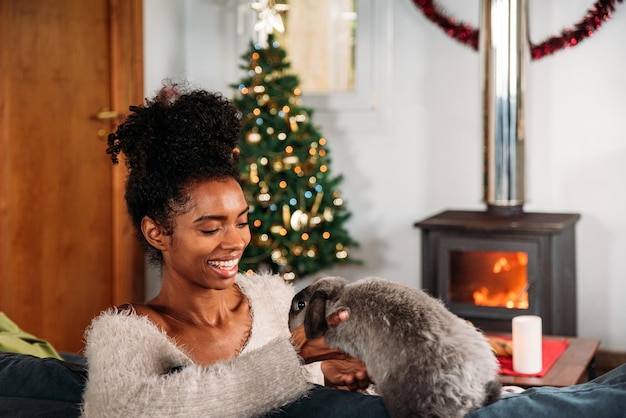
192,207,249,224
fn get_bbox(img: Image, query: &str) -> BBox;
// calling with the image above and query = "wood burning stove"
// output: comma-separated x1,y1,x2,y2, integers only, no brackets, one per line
415,210,580,336
414,0,581,337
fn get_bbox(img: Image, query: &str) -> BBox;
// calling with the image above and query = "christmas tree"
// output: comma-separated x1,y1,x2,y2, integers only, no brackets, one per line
231,34,359,281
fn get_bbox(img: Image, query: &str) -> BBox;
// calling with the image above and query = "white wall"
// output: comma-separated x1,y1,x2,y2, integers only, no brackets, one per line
143,0,626,351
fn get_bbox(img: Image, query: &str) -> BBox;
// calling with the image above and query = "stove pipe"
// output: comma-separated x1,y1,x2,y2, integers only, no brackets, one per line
480,0,530,214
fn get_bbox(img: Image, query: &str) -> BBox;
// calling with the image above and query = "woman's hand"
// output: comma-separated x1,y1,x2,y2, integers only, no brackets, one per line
321,356,372,392
291,309,351,363
291,324,347,363
291,309,373,391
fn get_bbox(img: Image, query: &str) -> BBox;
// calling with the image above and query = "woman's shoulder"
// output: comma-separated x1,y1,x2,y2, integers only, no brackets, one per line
84,304,165,344
236,271,294,302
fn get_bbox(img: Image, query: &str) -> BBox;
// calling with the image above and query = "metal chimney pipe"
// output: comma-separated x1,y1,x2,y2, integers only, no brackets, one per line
480,0,530,213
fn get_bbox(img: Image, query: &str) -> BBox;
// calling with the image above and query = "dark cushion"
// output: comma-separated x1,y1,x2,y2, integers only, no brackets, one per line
0,352,86,417
0,397,82,418
468,363,626,418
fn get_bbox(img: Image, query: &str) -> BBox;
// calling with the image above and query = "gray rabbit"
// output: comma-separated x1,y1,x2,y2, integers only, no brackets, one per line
289,276,501,418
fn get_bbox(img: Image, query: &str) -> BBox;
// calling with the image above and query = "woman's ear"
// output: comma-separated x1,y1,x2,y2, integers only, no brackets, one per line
141,216,167,251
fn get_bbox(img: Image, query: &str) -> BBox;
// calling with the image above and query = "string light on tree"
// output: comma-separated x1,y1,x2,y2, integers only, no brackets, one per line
231,34,359,280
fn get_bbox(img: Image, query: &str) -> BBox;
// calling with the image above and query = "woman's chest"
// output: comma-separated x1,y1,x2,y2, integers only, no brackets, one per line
173,319,252,365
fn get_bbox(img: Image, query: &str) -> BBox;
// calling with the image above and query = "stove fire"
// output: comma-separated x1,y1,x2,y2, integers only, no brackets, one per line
449,251,529,310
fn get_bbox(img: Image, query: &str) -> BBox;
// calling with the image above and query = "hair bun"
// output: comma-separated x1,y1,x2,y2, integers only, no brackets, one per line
107,85,241,181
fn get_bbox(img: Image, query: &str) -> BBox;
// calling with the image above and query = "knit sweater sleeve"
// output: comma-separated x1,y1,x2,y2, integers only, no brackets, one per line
80,310,312,418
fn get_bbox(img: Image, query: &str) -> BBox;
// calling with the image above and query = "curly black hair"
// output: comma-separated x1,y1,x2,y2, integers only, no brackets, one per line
106,83,242,264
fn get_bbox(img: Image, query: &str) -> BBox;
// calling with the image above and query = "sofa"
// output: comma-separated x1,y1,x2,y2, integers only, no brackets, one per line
0,352,86,418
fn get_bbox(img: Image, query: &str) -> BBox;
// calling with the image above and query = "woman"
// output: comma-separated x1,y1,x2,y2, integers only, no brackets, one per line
80,84,388,417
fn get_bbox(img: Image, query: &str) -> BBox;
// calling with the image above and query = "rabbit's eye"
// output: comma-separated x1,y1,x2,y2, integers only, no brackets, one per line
297,300,306,310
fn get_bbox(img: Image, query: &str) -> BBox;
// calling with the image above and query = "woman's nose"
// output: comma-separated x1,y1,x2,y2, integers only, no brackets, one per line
222,226,249,249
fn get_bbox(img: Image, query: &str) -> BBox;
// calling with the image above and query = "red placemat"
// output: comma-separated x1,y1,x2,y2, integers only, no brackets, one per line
495,337,570,377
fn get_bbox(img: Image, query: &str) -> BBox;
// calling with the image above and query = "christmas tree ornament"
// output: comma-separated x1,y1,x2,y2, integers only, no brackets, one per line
283,155,299,166
323,207,334,222
289,116,299,132
290,209,309,232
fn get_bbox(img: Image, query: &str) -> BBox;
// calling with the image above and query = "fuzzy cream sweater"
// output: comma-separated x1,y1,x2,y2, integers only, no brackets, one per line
80,273,315,418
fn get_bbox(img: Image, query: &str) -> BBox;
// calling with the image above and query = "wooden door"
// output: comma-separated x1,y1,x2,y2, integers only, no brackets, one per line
0,0,144,353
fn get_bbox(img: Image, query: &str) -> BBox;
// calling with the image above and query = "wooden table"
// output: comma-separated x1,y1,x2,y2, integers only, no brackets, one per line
497,335,601,388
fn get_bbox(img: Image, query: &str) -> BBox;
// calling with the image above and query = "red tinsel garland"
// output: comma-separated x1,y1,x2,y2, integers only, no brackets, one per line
412,0,622,60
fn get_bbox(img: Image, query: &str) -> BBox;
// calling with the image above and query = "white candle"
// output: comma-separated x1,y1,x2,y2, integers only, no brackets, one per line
512,315,543,374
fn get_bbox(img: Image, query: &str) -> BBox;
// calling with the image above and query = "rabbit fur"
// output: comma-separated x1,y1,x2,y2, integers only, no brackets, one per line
289,276,501,418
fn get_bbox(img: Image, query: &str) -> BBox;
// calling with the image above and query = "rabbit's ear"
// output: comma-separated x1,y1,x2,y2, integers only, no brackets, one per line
304,290,329,339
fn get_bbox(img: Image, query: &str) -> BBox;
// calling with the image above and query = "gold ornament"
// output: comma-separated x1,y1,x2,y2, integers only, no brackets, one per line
249,163,259,183
289,209,309,232
282,205,291,229
289,116,298,132
270,225,287,236
311,191,323,216
283,155,299,166
273,160,284,171
323,207,334,222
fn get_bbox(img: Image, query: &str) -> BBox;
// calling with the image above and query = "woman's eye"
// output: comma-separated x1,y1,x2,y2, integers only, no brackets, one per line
237,220,250,228
200,229,219,235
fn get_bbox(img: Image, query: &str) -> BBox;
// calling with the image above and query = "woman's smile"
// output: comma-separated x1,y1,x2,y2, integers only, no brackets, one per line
206,258,240,278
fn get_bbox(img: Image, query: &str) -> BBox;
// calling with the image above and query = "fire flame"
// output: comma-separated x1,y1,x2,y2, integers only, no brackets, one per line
472,252,529,309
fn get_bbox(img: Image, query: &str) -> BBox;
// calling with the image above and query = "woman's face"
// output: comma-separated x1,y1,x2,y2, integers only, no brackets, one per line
161,177,251,290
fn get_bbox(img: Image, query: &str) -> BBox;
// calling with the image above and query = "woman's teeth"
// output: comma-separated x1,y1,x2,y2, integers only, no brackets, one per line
207,259,238,269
